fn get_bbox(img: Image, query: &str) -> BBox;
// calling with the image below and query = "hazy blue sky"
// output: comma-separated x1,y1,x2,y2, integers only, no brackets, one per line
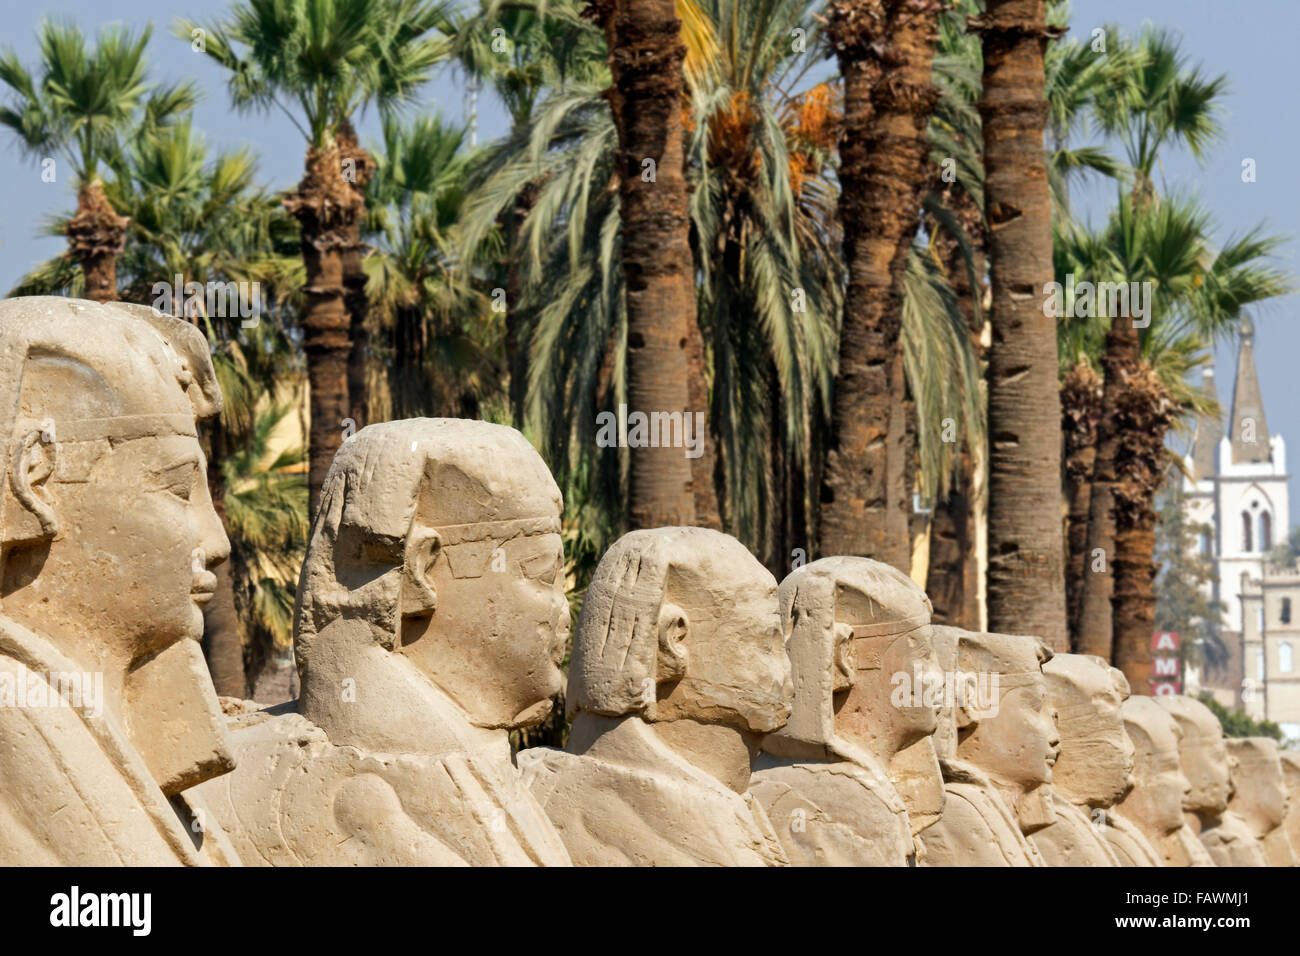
0,0,1295,509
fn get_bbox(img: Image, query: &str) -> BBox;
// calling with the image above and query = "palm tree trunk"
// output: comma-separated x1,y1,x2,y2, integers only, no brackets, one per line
975,0,1068,648
600,0,698,528
1076,323,1137,657
763,359,788,577
338,122,374,431
819,0,942,572
286,133,364,515
1111,364,1174,694
65,180,128,304
685,315,721,530
505,182,539,429
1061,360,1103,645
928,447,979,627
925,188,985,630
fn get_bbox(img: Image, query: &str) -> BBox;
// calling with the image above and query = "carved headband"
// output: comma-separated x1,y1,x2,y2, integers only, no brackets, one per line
433,515,562,545
850,613,930,670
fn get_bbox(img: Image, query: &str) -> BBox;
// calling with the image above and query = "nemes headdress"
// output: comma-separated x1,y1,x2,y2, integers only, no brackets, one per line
0,298,220,548
769,556,932,759
295,418,562,663
566,527,758,719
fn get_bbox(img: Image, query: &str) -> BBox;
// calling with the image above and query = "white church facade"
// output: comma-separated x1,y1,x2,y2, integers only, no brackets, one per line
1184,318,1300,741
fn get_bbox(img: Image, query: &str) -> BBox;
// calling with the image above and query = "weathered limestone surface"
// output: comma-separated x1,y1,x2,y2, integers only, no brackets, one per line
521,527,792,865
750,557,943,865
1031,654,1131,866
1225,737,1294,866
194,419,571,865
1154,695,1229,866
1108,697,1190,866
921,629,1057,866
0,297,238,865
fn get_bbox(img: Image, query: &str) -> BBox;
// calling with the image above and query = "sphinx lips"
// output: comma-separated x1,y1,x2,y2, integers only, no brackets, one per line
191,572,218,604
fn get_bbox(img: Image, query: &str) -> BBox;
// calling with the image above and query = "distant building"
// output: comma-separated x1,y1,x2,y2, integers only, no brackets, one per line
1183,318,1300,740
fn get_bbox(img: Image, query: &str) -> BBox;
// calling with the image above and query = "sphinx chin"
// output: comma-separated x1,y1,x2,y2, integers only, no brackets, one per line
509,697,556,730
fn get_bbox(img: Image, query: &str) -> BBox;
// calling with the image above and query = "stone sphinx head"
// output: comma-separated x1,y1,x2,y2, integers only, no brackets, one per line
1117,696,1192,835
1155,695,1233,817
0,296,232,792
1226,737,1288,836
953,631,1059,793
567,527,790,735
295,419,569,745
763,556,940,766
1043,654,1135,809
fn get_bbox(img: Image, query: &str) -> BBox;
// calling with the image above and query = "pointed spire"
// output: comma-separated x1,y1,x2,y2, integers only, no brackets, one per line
1191,363,1222,480
1230,316,1271,464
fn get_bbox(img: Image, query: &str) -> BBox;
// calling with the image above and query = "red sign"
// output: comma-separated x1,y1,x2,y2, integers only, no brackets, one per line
1152,632,1181,652
1151,632,1181,694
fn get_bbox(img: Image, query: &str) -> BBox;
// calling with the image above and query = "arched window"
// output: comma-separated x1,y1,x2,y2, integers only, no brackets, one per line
1243,512,1254,552
1260,511,1273,552
1258,649,1266,679
1282,642,1294,674
1200,530,1213,556
1283,598,1293,625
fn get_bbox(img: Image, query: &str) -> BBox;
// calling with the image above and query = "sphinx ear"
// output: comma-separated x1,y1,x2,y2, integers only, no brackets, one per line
4,429,58,542
832,622,855,693
656,601,689,684
401,527,441,618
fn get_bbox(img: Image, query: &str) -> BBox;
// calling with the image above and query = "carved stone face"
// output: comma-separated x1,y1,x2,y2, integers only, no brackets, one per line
402,530,569,727
954,633,1059,791
654,536,791,734
1227,738,1287,833
1157,696,1232,816
967,680,1060,789
1120,697,1191,834
69,435,225,655
833,579,941,751
1,323,229,674
1045,655,1134,808
296,418,571,736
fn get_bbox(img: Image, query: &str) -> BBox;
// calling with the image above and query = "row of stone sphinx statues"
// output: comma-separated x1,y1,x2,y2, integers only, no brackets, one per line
0,296,1294,866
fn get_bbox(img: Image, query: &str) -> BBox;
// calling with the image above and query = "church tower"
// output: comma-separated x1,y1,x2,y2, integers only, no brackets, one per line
1186,318,1297,737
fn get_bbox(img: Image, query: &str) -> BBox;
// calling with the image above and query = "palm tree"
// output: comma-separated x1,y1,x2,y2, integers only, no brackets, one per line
1057,193,1291,689
918,2,986,627
452,0,606,427
461,0,979,583
974,0,1068,647
1074,27,1227,657
817,0,944,573
179,0,451,514
219,402,311,689
0,21,196,302
589,0,701,530
365,113,499,422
